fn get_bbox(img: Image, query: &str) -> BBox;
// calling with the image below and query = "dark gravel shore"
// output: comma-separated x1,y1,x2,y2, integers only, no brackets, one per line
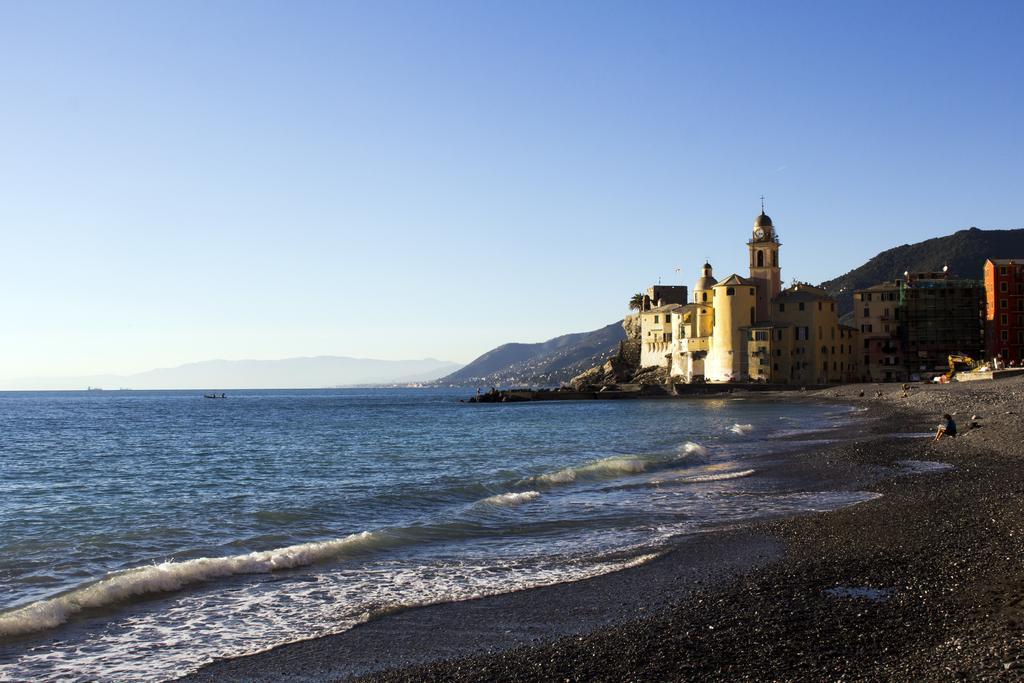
184,377,1024,682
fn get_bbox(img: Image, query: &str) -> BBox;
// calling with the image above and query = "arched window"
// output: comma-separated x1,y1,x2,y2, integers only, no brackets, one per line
757,250,764,267
773,251,778,267
701,292,707,302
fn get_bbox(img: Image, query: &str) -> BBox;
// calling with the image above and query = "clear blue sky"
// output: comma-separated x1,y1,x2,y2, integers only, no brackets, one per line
1,1,1021,379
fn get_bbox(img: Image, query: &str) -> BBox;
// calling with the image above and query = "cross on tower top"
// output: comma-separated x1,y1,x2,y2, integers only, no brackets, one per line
760,195,765,212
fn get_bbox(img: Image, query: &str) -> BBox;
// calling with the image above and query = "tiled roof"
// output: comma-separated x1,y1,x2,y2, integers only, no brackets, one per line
714,274,755,287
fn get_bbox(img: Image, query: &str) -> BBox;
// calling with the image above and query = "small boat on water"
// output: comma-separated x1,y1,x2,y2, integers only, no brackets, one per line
203,393,227,399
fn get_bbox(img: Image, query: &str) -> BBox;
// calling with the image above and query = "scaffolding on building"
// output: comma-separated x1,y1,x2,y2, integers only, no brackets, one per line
898,275,985,373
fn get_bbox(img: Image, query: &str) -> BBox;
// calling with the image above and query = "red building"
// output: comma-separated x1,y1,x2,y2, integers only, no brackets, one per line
984,258,1024,364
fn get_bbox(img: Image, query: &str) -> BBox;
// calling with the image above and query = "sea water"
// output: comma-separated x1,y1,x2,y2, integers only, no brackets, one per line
0,389,872,681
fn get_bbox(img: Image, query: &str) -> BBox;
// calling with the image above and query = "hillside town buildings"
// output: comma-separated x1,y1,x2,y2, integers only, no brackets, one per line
636,209,1017,385
853,271,986,380
638,209,858,384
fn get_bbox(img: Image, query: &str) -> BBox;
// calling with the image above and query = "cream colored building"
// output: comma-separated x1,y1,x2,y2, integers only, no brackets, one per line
640,303,681,368
637,209,860,384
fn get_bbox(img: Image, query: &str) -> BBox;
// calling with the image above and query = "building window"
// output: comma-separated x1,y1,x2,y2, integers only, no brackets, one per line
1001,282,1009,292
1001,299,1008,309
831,302,835,311
701,292,707,302
749,288,755,295
779,303,785,312
773,363,779,371
1001,266,1008,275
757,250,764,267
1002,314,1008,325
799,302,805,311
726,287,735,296
654,315,659,323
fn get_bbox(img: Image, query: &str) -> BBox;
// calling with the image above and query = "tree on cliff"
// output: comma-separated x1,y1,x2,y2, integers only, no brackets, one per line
629,292,644,313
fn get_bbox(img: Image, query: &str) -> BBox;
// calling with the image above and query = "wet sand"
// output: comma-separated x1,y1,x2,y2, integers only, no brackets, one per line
182,377,1024,681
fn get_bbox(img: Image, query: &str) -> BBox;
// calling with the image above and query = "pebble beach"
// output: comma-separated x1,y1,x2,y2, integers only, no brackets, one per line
184,376,1024,682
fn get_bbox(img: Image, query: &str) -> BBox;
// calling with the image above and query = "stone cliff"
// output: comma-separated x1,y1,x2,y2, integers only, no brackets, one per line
568,315,668,389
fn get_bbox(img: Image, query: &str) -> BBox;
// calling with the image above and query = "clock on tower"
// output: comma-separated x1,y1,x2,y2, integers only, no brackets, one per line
748,203,781,321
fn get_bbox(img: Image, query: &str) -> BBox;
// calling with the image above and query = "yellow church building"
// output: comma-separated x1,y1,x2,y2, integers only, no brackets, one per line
639,208,859,385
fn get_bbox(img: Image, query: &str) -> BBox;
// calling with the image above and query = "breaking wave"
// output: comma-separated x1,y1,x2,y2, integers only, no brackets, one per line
0,531,384,638
680,441,707,457
477,491,541,507
730,423,754,435
526,442,709,489
529,456,652,486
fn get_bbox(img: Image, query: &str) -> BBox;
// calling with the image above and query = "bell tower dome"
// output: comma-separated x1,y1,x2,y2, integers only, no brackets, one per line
748,198,781,321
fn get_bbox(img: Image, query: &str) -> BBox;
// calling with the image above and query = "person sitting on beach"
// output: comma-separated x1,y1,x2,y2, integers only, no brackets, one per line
934,413,957,442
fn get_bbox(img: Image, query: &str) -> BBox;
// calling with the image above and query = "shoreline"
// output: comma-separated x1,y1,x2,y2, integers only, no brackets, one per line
177,380,1019,682
361,378,1021,680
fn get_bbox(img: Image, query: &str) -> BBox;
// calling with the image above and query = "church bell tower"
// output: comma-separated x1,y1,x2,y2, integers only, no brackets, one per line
748,199,781,321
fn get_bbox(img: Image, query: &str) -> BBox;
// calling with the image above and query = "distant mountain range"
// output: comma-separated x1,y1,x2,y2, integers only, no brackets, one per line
5,356,464,391
438,226,1024,387
434,322,627,388
821,227,1024,314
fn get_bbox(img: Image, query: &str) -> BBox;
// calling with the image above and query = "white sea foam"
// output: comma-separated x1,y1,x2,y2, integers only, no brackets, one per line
2,550,666,682
680,441,707,457
679,468,756,483
0,531,381,638
477,491,541,507
730,423,754,435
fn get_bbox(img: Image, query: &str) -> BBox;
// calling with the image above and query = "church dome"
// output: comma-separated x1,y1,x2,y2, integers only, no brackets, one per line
754,211,773,228
695,276,718,291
